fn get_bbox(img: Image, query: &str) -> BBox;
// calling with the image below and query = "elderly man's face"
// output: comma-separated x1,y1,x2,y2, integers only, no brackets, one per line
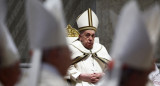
79,30,95,49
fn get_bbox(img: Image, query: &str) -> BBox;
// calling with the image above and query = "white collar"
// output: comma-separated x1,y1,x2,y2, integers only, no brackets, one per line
71,40,102,53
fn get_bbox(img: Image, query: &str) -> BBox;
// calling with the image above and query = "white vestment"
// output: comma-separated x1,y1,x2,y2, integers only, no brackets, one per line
17,63,67,86
39,63,68,86
67,40,111,86
149,64,160,86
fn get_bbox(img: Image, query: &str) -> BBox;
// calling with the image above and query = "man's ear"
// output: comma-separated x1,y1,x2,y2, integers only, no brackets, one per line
79,34,81,40
79,34,81,37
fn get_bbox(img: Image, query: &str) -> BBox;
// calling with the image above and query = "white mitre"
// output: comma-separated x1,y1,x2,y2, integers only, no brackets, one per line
44,0,66,32
25,0,67,85
0,25,20,67
76,8,99,31
26,0,67,50
0,0,19,67
111,1,153,70
143,4,160,52
97,1,160,86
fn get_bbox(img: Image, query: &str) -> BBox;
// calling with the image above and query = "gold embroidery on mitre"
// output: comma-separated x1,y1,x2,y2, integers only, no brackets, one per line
88,8,93,26
66,24,79,37
78,26,96,31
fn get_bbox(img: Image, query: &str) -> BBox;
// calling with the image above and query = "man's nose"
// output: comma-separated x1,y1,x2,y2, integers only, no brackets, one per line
89,36,93,41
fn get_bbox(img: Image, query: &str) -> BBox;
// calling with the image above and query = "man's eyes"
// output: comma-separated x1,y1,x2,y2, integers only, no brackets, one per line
85,34,95,37
86,34,90,37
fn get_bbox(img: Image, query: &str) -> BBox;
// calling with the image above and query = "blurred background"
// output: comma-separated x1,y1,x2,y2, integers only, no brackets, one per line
5,0,160,65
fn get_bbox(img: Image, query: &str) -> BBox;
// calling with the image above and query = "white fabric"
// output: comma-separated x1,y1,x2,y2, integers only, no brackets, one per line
66,37,100,44
27,49,42,86
26,0,66,49
0,23,19,67
151,73,160,86
25,0,67,85
149,65,160,86
0,0,19,67
16,68,30,86
67,40,111,86
111,0,152,70
143,5,160,50
149,64,159,80
17,63,67,86
39,63,68,86
97,1,157,86
44,0,66,32
146,81,154,86
96,61,122,86
16,50,42,86
77,9,98,28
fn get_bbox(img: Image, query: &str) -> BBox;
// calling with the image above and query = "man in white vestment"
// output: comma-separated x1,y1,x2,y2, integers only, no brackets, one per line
18,0,71,86
67,8,112,86
97,1,160,86
149,64,160,86
0,0,21,86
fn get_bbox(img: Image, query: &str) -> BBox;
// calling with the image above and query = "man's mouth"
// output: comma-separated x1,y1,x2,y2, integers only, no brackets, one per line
88,43,93,45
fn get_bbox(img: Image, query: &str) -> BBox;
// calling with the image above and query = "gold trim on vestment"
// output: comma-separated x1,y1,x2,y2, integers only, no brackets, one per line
72,53,110,65
92,53,110,64
90,46,110,64
71,54,90,65
71,43,109,65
